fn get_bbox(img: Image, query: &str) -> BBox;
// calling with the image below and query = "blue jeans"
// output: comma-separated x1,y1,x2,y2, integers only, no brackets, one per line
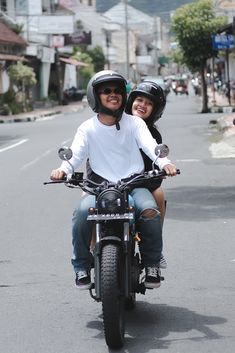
71,188,162,272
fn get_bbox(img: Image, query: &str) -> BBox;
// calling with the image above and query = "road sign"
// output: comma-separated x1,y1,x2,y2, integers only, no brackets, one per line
212,34,234,50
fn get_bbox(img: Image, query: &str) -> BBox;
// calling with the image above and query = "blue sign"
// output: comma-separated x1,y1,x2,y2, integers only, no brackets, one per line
212,34,234,50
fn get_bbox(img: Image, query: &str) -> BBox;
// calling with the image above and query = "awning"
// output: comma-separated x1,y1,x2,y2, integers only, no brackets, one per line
60,57,89,67
0,23,27,46
0,54,28,62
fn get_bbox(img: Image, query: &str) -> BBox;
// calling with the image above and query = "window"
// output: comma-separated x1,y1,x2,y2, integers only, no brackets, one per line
0,0,7,12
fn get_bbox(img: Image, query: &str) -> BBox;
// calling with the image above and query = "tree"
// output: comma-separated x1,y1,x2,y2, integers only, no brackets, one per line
171,0,226,112
72,50,94,88
7,62,37,112
87,46,106,72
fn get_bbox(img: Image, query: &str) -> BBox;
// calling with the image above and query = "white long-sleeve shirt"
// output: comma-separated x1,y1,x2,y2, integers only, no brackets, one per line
60,112,171,183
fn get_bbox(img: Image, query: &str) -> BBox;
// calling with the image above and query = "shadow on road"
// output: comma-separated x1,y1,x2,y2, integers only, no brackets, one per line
166,185,235,221
86,301,226,352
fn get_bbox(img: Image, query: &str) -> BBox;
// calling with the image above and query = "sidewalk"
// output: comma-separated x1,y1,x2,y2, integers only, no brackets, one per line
0,100,87,124
208,89,235,158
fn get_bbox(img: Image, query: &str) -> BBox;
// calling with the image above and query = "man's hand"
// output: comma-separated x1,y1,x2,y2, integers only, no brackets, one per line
163,163,177,176
50,169,67,181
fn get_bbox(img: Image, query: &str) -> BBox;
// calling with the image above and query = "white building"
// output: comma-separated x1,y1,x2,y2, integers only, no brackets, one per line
60,0,171,80
102,1,170,79
1,0,75,100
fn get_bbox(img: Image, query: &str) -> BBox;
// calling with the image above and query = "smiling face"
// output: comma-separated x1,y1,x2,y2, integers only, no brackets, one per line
131,95,154,120
97,82,123,112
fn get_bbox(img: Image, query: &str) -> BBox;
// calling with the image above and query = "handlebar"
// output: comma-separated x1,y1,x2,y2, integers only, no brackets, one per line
44,168,180,196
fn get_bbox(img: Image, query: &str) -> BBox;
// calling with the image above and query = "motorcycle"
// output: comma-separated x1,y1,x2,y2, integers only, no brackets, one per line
44,145,180,349
174,78,189,96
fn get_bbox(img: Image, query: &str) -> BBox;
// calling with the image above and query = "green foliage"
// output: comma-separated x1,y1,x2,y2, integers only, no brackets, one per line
8,62,37,89
86,46,106,72
11,23,24,34
3,62,36,114
169,48,185,65
171,0,227,71
72,50,94,88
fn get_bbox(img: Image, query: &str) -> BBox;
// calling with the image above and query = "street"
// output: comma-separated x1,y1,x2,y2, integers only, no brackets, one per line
0,90,235,353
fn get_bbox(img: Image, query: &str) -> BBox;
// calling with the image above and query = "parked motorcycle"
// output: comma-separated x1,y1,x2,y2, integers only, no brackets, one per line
44,145,180,349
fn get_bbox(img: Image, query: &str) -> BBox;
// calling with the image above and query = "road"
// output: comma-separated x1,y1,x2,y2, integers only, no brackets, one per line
0,91,235,353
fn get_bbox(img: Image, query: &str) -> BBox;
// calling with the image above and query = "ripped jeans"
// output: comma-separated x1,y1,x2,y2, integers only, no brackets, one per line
71,188,162,272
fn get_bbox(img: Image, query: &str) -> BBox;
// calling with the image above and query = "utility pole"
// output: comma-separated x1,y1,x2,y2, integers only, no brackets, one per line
153,15,160,75
124,0,130,79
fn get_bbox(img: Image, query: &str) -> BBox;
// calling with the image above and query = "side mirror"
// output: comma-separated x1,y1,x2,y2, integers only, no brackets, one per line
58,147,74,174
155,144,169,158
58,147,73,161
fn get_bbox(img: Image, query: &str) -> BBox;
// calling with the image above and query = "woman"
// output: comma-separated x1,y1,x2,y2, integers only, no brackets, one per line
125,80,167,268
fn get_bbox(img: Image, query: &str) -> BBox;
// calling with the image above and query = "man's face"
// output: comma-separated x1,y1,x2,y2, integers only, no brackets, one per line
97,83,123,111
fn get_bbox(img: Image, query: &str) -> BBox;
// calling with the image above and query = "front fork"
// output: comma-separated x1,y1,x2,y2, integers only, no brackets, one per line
89,221,131,301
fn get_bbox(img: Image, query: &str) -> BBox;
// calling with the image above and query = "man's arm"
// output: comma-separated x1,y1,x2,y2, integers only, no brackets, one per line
134,118,177,176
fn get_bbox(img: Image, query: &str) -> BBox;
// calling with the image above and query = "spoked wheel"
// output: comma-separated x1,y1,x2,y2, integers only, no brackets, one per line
101,243,125,349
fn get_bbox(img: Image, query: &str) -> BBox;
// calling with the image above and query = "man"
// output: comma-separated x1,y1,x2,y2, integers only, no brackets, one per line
50,70,177,290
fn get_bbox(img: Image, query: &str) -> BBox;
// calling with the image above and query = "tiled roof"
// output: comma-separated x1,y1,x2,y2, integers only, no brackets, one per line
0,22,27,46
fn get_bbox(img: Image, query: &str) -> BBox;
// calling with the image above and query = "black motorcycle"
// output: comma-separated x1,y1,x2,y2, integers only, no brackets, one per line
44,145,180,349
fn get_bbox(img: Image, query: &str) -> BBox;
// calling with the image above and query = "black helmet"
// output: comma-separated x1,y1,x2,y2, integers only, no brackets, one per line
87,70,127,119
125,80,166,125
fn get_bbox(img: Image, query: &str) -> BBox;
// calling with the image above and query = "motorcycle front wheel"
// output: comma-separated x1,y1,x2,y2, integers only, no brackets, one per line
101,243,125,349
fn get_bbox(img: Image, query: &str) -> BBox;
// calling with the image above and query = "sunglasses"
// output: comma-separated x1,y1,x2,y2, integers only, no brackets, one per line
98,87,123,95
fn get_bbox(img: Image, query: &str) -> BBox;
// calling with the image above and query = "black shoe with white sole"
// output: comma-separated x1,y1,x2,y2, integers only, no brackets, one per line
144,266,161,289
75,270,92,289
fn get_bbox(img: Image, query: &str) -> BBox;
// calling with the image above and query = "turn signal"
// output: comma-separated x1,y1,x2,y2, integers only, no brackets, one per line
88,207,95,215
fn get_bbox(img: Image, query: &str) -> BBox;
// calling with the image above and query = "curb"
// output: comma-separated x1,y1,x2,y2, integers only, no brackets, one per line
0,102,86,124
209,106,235,114
0,110,62,124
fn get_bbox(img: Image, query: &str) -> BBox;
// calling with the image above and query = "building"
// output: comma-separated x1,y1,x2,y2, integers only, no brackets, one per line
0,21,27,93
0,0,76,101
102,1,170,79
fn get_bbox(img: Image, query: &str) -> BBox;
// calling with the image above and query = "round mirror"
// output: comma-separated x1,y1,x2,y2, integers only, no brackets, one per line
58,147,73,161
155,144,169,158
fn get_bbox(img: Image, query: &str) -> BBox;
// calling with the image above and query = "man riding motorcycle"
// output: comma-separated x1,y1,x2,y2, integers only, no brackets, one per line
50,70,177,290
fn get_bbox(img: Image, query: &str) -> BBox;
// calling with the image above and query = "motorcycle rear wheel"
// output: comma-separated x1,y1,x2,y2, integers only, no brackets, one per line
101,243,125,349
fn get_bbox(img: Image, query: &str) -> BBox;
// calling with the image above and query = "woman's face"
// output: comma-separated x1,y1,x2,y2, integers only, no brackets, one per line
132,96,153,120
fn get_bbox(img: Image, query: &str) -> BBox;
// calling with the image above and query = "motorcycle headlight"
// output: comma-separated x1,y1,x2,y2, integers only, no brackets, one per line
97,189,125,214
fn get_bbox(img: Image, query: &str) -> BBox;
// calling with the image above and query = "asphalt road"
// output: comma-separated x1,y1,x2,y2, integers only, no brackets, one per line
0,91,235,353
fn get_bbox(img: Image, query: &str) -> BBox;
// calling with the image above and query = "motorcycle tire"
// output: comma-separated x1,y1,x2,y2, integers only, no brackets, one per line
125,293,136,310
101,243,125,349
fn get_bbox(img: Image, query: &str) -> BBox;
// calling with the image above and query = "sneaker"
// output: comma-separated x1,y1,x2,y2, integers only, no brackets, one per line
160,254,167,269
144,266,161,289
75,270,91,289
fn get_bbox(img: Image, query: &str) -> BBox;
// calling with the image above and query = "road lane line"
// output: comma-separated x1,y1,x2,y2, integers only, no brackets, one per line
62,139,72,145
21,149,53,170
176,159,201,162
0,139,28,153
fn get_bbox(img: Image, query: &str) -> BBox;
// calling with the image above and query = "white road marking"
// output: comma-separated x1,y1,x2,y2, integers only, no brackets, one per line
21,149,53,170
0,139,28,153
36,115,60,122
62,139,72,145
176,159,201,162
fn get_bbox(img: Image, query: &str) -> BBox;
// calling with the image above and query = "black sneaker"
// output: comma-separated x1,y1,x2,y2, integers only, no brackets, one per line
144,266,161,289
75,270,91,289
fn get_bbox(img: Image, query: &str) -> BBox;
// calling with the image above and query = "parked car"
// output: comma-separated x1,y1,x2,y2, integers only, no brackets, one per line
141,76,170,97
63,87,86,103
